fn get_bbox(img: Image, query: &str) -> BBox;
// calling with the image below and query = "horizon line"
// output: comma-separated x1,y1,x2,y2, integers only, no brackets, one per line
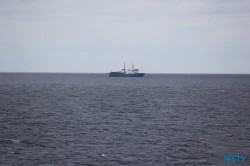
0,72,250,75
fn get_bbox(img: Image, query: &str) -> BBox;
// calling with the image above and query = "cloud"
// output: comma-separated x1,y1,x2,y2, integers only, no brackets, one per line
0,0,250,73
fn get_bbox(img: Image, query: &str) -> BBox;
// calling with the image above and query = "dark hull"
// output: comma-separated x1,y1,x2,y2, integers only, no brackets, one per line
109,72,145,77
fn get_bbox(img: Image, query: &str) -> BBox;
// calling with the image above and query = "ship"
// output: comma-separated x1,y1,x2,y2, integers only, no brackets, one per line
109,62,145,77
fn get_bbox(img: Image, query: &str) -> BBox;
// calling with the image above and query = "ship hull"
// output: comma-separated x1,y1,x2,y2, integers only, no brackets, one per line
109,72,145,77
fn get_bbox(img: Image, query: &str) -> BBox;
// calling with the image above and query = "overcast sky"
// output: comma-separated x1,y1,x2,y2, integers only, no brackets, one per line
0,0,250,73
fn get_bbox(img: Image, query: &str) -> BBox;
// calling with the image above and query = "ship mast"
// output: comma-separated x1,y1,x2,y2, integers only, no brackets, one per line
124,62,126,73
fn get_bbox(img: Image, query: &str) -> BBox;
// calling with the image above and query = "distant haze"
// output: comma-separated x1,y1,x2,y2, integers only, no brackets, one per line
0,0,250,74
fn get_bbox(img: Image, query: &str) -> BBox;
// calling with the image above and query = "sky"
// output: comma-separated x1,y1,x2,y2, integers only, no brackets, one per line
0,0,250,73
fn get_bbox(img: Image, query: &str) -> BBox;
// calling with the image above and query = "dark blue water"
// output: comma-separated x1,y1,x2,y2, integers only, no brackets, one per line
0,73,250,166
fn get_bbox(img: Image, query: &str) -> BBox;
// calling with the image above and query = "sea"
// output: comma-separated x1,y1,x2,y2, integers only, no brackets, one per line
0,73,249,166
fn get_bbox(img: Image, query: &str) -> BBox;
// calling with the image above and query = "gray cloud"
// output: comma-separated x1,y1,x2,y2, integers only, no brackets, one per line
0,0,250,73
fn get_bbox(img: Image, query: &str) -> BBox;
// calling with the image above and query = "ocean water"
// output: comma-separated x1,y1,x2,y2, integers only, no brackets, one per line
0,73,250,166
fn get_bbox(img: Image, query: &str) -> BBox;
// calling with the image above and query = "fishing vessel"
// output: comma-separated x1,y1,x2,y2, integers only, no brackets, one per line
109,62,145,77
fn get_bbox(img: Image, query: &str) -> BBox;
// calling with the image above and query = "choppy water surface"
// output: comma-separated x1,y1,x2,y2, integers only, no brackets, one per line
0,73,250,166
